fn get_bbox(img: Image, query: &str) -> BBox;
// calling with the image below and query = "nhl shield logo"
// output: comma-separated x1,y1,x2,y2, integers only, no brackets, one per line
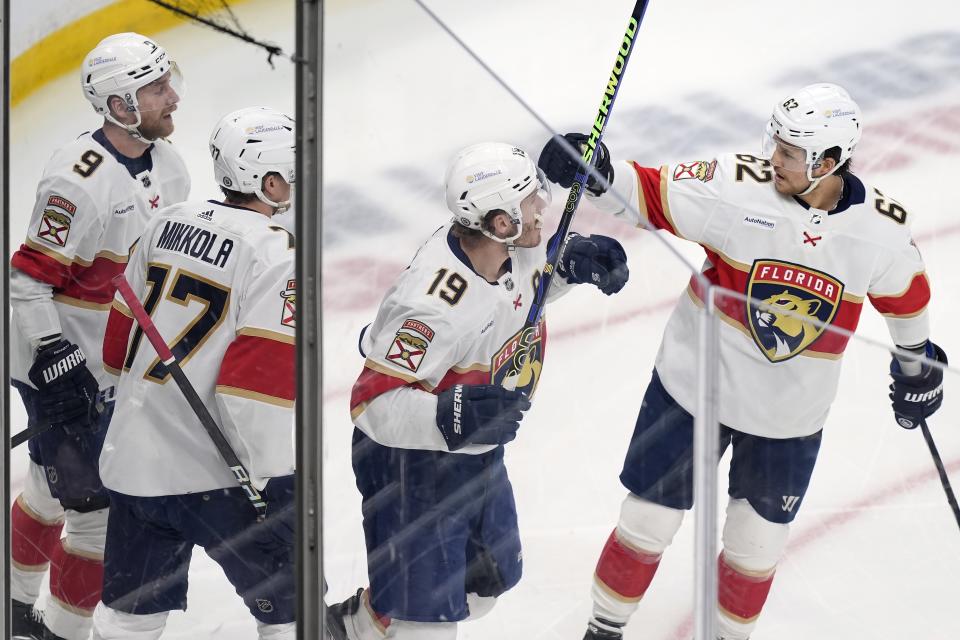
746,259,843,362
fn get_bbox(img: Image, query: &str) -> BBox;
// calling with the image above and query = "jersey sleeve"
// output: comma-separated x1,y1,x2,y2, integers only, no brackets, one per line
214,238,296,487
102,227,151,380
10,268,62,349
11,176,106,290
587,158,724,244
349,289,484,452
867,233,930,348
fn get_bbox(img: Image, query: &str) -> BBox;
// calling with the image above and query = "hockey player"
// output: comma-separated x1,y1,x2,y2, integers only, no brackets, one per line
9,33,189,640
329,142,630,640
88,107,296,639
538,83,947,640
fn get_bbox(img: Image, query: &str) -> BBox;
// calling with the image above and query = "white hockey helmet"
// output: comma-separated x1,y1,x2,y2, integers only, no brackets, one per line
763,83,862,192
209,106,296,212
444,142,550,243
81,33,182,139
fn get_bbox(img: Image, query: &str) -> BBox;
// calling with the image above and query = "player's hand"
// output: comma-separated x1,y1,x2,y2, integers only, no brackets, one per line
558,233,629,295
889,341,947,429
436,384,531,451
538,132,614,197
27,337,101,433
256,474,295,551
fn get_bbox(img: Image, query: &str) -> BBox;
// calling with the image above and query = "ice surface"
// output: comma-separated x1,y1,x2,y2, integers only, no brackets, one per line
9,0,960,637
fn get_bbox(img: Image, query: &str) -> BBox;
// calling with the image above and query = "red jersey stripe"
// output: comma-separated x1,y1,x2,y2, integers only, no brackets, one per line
632,163,677,236
11,244,127,305
103,307,135,373
350,365,491,412
688,252,863,356
217,334,295,402
11,244,72,288
868,273,931,317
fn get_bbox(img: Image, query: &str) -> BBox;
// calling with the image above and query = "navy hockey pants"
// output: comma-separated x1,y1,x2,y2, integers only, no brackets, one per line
620,370,822,524
352,428,523,622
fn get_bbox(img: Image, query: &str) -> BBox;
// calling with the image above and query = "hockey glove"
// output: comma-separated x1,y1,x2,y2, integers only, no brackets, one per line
538,133,614,197
558,233,629,295
27,338,101,434
889,341,947,430
255,474,296,552
436,384,531,451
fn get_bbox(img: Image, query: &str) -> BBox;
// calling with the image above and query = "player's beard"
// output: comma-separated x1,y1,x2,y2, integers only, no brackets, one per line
138,111,175,141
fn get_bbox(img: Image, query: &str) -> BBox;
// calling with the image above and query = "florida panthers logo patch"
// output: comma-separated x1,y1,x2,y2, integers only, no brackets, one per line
490,318,546,395
672,159,717,182
747,259,843,362
385,319,434,373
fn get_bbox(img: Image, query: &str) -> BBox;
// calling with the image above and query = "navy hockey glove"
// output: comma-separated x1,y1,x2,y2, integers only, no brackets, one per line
538,132,614,197
255,474,295,552
558,233,629,295
889,341,947,430
27,338,101,433
436,384,531,451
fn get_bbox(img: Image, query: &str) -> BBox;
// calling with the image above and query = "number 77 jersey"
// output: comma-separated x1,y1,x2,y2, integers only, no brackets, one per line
596,153,931,439
99,200,296,496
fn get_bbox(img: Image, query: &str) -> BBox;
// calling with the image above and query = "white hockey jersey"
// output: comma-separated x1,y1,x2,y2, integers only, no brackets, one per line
350,224,573,454
594,154,930,439
10,129,190,389
100,200,296,496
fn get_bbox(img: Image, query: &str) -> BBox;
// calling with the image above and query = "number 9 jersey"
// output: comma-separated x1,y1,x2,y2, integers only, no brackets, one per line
99,200,296,496
10,129,190,390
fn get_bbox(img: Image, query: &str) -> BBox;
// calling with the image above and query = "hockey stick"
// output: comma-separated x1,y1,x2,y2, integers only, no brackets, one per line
112,274,267,520
10,421,48,448
525,0,649,331
919,418,960,531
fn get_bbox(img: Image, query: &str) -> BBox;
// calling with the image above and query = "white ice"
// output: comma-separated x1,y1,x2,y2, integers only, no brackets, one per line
8,0,960,638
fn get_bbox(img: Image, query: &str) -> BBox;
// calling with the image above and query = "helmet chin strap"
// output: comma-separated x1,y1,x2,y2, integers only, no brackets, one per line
480,204,524,245
105,109,157,144
255,187,291,214
799,161,839,197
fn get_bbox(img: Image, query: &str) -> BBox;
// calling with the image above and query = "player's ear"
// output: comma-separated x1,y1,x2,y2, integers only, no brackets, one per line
812,156,837,178
487,210,509,238
107,95,130,123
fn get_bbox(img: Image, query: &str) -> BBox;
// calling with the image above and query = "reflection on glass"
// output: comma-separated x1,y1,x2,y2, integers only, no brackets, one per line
8,3,297,638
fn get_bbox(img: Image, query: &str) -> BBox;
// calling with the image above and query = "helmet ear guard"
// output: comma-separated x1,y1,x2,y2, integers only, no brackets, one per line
444,142,551,244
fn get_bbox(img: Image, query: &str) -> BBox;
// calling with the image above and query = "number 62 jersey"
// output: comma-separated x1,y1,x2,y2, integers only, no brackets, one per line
99,200,296,496
594,153,931,440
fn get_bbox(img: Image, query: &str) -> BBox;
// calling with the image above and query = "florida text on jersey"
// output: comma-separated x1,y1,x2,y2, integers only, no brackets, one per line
596,153,929,439
349,224,573,454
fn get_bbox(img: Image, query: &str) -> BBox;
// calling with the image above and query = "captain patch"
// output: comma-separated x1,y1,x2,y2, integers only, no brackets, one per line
672,159,717,183
280,279,296,328
37,210,71,247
